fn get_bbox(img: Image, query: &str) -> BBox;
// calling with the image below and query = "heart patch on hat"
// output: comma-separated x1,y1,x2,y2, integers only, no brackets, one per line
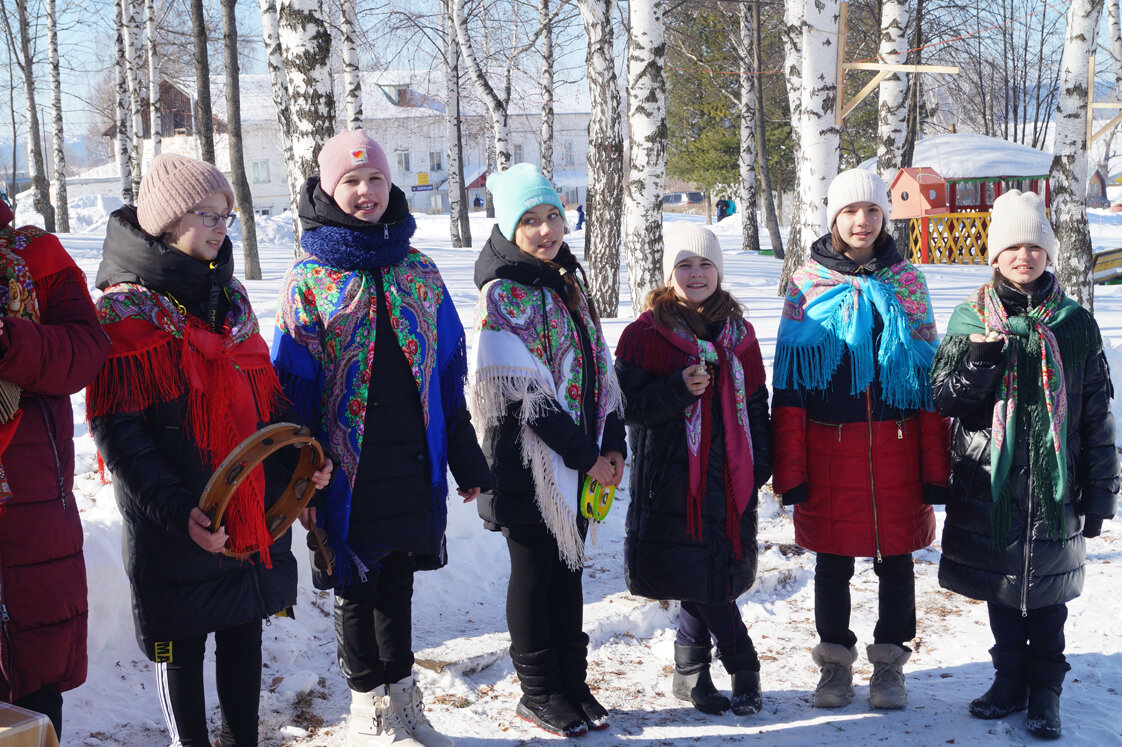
350,149,368,165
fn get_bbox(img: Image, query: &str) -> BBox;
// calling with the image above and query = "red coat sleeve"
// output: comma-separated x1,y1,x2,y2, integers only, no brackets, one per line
918,408,950,488
772,404,808,494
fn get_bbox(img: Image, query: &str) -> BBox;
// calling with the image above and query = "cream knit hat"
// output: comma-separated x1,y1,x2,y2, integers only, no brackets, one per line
663,222,723,285
826,168,892,228
137,153,235,237
986,189,1056,264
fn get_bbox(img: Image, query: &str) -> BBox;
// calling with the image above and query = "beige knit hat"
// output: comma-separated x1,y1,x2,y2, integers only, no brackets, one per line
137,153,235,236
987,189,1056,264
826,168,892,228
663,222,723,285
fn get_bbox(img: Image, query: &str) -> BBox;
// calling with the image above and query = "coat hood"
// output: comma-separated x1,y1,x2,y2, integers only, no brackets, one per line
298,175,411,232
474,224,572,292
810,231,904,275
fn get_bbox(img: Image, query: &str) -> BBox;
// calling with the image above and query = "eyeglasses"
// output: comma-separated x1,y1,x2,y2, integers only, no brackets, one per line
188,211,237,228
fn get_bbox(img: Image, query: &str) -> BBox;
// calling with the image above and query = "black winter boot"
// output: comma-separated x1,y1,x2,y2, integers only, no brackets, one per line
509,647,588,738
718,649,763,716
673,644,730,715
557,633,609,730
969,647,1028,720
1025,658,1069,740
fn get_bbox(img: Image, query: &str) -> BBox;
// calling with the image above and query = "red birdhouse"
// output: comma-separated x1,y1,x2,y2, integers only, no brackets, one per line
890,167,949,219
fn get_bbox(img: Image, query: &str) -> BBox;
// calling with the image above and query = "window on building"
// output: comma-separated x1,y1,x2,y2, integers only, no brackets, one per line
512,143,524,163
397,151,412,174
255,207,271,217
251,160,270,184
430,150,444,172
562,141,574,166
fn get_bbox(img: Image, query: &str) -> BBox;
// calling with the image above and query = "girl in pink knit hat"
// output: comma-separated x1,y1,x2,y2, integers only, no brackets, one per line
274,130,489,747
90,151,332,747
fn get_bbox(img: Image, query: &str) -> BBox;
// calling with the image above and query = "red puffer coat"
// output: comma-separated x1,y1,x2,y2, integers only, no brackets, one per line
0,221,109,701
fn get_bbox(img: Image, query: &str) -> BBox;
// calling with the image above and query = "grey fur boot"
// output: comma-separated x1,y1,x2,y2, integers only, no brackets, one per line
811,643,858,708
866,643,911,709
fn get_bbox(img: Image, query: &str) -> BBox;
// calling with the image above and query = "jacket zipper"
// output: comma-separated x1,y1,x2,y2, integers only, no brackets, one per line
0,548,16,697
1021,476,1033,617
866,389,883,562
808,418,844,442
38,401,66,509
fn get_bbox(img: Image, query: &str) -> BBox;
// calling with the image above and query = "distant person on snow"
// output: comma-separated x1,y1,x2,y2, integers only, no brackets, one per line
0,196,108,739
715,197,730,222
273,129,488,747
88,152,332,747
471,163,625,737
771,168,949,711
930,190,1118,740
575,203,585,231
615,223,772,718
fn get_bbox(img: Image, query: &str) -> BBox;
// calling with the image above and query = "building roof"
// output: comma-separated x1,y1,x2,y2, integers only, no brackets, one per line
862,133,1053,181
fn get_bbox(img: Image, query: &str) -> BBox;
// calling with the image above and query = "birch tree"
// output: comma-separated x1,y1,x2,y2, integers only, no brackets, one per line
578,0,624,316
1110,0,1122,93
145,0,161,156
442,0,470,247
114,0,133,203
539,0,554,179
875,0,908,248
46,0,68,232
340,0,362,129
190,0,216,163
221,0,261,279
778,0,804,273
624,0,665,310
125,0,144,198
779,0,840,293
1051,0,1105,310
259,0,301,228
10,0,54,230
752,0,782,256
737,5,759,254
278,0,336,250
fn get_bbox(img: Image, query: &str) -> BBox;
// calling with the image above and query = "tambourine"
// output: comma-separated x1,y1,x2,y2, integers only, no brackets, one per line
198,422,325,559
580,475,615,522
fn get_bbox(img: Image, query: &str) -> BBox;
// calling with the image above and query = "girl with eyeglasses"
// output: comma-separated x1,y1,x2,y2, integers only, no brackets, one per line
89,152,332,746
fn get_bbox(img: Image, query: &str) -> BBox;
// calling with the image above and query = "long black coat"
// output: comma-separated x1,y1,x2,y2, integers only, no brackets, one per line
91,208,297,658
933,277,1118,612
617,328,772,605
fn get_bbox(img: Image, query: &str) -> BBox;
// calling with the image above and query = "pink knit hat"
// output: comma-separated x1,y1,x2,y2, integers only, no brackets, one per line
137,153,235,236
317,130,393,197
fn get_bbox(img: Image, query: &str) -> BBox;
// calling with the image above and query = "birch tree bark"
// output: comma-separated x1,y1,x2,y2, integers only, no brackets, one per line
876,0,909,249
46,0,68,232
125,0,145,198
190,0,216,163
452,0,512,169
778,0,804,275
624,0,666,311
340,0,362,129
753,0,782,256
738,4,759,254
1051,0,1105,310
221,0,261,279
780,0,840,293
442,0,470,247
114,0,133,203
259,0,301,232
145,0,161,156
278,0,336,252
539,0,554,179
13,0,54,230
1110,0,1122,93
578,0,623,316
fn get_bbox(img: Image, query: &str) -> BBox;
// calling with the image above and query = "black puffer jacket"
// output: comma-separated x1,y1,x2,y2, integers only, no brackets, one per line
91,207,297,658
933,275,1119,612
473,226,626,530
617,321,772,605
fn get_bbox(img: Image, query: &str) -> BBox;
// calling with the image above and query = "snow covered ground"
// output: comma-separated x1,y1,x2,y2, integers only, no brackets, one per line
28,201,1122,746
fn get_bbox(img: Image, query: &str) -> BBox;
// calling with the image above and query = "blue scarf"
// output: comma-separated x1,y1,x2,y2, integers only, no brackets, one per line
298,214,417,271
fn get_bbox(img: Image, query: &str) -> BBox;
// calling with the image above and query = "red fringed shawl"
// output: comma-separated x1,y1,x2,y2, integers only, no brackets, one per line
616,310,766,557
87,282,283,563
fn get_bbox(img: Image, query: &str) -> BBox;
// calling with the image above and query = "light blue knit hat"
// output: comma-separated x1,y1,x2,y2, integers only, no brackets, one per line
487,163,566,241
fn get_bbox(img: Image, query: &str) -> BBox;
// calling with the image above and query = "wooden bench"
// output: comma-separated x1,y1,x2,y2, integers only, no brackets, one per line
1093,247,1122,284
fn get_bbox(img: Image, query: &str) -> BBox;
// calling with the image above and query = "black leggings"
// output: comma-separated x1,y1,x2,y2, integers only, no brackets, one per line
814,553,916,648
155,620,262,747
988,602,1068,662
505,524,584,653
13,685,62,739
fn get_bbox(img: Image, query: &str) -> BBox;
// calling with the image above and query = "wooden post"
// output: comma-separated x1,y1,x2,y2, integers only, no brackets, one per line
921,217,930,264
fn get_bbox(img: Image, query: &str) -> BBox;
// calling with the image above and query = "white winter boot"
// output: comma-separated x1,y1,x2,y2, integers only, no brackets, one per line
866,643,911,709
811,642,858,708
348,687,423,746
388,675,454,747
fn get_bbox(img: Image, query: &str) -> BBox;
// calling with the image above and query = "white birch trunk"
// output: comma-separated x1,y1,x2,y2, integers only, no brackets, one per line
624,0,666,311
278,0,336,253
777,0,804,283
738,4,759,254
114,0,133,203
578,0,623,315
145,0,161,155
1051,0,1105,310
452,0,512,169
15,0,54,230
1109,0,1122,95
875,0,909,180
340,0,362,129
442,0,470,247
47,0,68,232
539,0,554,179
125,0,145,197
259,0,301,231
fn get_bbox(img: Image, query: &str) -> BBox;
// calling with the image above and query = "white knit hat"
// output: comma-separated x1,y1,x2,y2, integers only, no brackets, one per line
986,189,1056,264
826,168,892,229
663,222,723,285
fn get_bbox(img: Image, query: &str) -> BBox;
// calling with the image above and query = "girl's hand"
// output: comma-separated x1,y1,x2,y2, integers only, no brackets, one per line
604,451,625,487
587,456,616,487
298,506,316,530
458,486,482,503
311,458,334,489
682,364,710,396
188,507,228,553
969,331,1004,344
